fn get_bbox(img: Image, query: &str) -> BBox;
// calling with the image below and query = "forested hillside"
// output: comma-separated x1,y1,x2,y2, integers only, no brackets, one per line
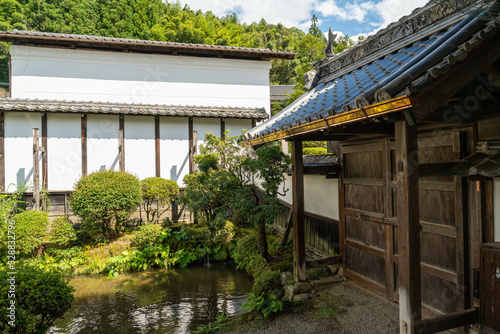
0,0,355,106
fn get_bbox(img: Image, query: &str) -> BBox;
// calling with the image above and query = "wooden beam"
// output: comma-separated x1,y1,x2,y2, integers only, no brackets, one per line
280,209,293,249
220,118,225,139
0,112,4,191
326,122,395,135
189,117,194,173
33,128,40,210
338,144,346,271
383,139,395,301
302,165,340,175
119,115,125,172
291,140,306,282
81,114,87,177
252,119,257,128
395,119,422,334
41,113,47,189
413,34,500,122
293,133,352,142
306,255,342,269
155,116,160,177
419,308,479,334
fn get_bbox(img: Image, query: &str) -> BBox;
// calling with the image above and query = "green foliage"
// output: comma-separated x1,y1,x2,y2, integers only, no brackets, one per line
0,265,74,333
70,170,142,238
193,312,230,334
303,147,328,155
141,177,179,224
241,293,283,318
252,268,283,297
313,305,344,319
49,216,77,248
131,224,164,250
306,267,331,280
232,234,265,276
11,210,48,256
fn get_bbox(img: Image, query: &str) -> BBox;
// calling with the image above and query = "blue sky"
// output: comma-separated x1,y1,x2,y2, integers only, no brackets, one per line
180,0,429,40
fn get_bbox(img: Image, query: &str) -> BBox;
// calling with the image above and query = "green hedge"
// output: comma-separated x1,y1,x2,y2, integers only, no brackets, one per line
12,210,48,256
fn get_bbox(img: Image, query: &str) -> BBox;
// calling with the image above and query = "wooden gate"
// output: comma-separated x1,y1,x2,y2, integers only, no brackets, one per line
339,128,472,316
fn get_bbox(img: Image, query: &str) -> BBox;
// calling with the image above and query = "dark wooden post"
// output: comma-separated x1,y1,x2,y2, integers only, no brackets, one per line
155,116,160,177
33,128,40,210
220,118,226,139
291,140,306,282
395,119,421,334
81,114,87,176
189,117,194,173
251,119,257,128
0,112,5,191
41,113,48,189
119,115,125,172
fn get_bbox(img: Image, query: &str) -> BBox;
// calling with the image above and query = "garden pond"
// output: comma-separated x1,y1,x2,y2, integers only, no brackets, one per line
49,263,253,334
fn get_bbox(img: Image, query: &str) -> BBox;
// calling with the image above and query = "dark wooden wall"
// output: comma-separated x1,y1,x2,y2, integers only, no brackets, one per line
338,126,476,317
275,201,339,255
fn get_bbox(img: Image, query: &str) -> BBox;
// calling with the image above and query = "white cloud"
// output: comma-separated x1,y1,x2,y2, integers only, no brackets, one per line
316,1,375,23
180,0,318,28
373,0,428,30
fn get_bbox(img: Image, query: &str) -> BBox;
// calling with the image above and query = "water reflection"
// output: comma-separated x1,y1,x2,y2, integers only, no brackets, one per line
49,263,253,334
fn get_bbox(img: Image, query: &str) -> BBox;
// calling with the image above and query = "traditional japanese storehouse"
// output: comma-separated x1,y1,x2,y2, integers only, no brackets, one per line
244,0,500,332
0,30,294,211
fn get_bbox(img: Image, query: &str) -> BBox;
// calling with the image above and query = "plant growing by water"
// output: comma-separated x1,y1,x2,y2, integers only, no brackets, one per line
241,293,283,318
141,177,179,224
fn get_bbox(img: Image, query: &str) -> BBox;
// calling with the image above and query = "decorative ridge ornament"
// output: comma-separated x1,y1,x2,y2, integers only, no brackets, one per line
323,28,337,58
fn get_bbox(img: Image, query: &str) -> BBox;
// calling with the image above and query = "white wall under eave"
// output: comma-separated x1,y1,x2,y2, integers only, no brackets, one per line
494,178,500,242
4,112,42,191
124,116,155,180
194,118,220,151
47,114,82,191
87,115,119,173
160,117,189,187
278,174,339,221
226,119,253,138
10,45,272,115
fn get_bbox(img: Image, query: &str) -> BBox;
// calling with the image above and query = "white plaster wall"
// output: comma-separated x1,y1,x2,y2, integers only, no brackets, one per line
194,118,220,150
494,178,500,242
87,115,119,173
226,119,253,138
4,112,41,191
10,45,272,115
47,114,82,190
160,117,189,186
278,174,339,220
124,116,155,180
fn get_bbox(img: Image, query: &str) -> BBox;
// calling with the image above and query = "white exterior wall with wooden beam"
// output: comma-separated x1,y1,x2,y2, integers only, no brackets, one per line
10,45,272,115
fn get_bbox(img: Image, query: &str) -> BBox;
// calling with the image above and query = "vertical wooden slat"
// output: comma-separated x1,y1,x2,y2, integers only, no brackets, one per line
155,116,160,177
291,140,306,282
455,175,469,315
0,112,5,191
189,117,194,173
383,139,395,300
81,114,87,177
251,119,257,128
395,120,421,334
220,118,225,139
338,144,346,269
41,113,47,189
482,179,494,244
119,115,125,172
33,128,40,211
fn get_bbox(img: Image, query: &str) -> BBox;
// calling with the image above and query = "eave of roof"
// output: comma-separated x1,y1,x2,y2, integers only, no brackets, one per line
0,30,296,61
242,95,416,147
0,98,268,119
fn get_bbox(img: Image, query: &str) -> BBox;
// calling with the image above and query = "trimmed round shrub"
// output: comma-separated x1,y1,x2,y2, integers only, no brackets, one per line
12,210,49,255
49,216,77,248
131,224,164,250
252,268,283,297
0,266,74,333
70,171,142,238
141,177,179,223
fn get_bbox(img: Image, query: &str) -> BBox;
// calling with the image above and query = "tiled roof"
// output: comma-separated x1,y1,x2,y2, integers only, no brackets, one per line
303,154,339,167
449,141,500,177
246,0,500,142
0,98,268,119
270,85,296,101
0,30,295,60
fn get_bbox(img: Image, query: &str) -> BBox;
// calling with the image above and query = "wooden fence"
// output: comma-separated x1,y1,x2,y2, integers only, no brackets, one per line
275,200,339,256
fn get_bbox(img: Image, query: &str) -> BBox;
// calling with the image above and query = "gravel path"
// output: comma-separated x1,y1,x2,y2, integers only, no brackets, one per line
223,279,399,334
